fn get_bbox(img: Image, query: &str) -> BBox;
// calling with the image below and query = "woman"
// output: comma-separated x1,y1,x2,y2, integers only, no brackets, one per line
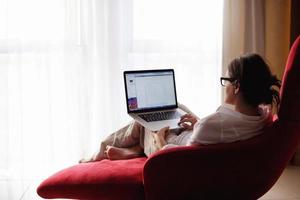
80,53,281,163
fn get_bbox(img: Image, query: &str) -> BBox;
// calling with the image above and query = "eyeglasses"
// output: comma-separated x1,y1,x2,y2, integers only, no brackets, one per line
220,77,237,86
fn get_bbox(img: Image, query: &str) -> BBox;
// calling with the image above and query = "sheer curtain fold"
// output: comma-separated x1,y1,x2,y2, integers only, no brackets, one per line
222,0,265,73
222,0,291,79
0,2,223,198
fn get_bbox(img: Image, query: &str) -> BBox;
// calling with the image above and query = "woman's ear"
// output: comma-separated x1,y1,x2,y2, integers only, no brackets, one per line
234,82,240,95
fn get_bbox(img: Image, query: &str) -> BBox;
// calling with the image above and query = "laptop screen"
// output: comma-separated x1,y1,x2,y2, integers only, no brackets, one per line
124,69,178,113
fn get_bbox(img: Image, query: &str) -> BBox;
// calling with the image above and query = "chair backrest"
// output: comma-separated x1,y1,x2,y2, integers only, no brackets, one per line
278,36,300,121
256,35,300,198
143,36,300,200
269,35,300,169
215,35,300,198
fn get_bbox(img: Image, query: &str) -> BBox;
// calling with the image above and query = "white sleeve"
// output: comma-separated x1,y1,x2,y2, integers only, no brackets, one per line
187,113,222,145
162,144,180,150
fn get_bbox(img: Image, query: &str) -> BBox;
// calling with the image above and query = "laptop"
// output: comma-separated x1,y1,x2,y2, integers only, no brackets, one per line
123,69,186,132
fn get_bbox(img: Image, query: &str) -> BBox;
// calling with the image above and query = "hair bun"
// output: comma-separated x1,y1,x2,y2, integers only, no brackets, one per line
269,75,281,88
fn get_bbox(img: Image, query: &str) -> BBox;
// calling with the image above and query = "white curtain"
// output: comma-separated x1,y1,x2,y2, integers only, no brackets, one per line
222,0,265,101
0,0,223,198
222,0,265,72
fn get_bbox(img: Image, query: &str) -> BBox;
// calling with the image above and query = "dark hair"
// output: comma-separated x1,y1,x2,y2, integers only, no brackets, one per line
228,53,281,109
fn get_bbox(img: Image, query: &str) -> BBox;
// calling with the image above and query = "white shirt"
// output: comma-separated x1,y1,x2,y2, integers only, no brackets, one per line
163,104,272,149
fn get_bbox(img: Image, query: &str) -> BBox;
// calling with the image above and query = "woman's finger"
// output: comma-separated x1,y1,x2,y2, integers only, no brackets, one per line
178,117,196,125
180,122,193,130
179,118,191,123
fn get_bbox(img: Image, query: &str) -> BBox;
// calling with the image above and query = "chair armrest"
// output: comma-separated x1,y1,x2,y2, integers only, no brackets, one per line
142,141,270,200
143,145,222,200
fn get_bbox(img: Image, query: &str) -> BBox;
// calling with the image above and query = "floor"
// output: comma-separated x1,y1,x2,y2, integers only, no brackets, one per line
260,165,300,200
1,165,300,200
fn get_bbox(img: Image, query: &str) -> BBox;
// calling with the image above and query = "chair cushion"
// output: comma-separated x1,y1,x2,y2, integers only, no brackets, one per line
37,157,147,200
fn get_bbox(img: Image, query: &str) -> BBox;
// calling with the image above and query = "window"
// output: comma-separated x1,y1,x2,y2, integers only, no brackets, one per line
129,0,223,117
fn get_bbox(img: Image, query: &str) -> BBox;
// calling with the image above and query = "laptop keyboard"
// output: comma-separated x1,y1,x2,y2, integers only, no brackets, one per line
138,111,181,122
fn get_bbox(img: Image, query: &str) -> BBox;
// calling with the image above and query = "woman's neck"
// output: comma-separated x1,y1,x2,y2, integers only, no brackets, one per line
234,99,259,116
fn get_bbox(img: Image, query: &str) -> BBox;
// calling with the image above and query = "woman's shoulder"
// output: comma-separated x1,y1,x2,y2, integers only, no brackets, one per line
199,105,231,122
194,105,237,130
195,109,223,129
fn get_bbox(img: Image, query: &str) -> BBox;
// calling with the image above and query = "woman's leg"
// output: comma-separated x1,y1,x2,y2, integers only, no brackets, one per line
105,144,144,160
80,121,145,163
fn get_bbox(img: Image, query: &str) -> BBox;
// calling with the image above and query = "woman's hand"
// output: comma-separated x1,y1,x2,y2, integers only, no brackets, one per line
178,114,198,130
153,126,170,149
157,126,170,139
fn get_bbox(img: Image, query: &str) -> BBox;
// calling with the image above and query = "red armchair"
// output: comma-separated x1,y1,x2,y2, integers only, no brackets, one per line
37,36,300,200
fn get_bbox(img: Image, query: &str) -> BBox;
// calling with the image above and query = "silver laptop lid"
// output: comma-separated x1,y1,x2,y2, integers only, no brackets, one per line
124,69,178,113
